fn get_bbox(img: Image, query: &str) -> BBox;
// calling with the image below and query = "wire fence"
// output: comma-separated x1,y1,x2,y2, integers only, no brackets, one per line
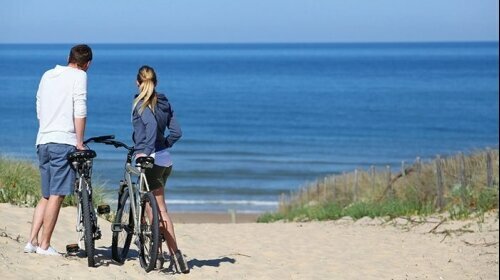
279,148,499,214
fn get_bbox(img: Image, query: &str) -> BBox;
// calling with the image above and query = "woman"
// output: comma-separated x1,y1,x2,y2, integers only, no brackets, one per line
131,65,189,273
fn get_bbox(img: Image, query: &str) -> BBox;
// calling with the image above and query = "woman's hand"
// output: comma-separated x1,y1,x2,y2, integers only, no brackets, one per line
135,153,147,159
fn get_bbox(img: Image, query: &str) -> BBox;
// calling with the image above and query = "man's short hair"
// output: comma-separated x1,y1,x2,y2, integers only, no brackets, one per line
68,44,93,68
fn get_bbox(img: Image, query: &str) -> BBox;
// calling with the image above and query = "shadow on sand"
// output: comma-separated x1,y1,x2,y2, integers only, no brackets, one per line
67,245,237,275
188,256,236,268
157,256,236,275
65,245,139,268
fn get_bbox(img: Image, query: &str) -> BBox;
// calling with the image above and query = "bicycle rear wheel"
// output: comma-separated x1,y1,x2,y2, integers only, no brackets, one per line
112,189,134,263
80,179,96,267
138,192,160,272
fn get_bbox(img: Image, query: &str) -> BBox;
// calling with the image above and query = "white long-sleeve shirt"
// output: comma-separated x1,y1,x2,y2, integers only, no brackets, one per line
36,65,87,146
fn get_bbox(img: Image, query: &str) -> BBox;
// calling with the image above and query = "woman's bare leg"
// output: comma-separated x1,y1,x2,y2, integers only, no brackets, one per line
152,187,179,254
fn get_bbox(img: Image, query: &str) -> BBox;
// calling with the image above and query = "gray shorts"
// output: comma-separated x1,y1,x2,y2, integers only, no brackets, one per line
37,143,76,198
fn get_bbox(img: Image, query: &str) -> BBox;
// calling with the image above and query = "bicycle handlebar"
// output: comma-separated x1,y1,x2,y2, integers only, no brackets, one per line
98,139,134,151
83,135,135,164
84,135,115,144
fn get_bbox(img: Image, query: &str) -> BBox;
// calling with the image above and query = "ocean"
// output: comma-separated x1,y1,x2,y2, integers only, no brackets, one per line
0,42,498,213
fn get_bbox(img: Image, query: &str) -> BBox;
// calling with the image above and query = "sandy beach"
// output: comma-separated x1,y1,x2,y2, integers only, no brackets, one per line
0,203,498,279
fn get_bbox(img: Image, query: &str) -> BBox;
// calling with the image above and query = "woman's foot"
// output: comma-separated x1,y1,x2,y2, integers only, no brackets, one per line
174,250,190,274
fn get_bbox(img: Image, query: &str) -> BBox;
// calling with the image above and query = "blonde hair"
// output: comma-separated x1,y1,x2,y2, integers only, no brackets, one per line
133,65,158,115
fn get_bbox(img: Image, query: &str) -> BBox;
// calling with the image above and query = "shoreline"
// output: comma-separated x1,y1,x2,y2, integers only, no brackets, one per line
101,196,263,223
170,211,260,223
99,193,276,219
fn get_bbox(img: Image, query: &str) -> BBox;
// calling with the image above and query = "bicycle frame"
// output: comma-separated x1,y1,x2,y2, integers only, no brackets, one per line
99,137,160,271
67,136,115,267
99,138,154,235
123,159,153,237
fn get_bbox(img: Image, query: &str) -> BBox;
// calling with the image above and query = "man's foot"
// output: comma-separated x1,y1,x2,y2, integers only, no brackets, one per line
174,250,190,274
36,246,61,256
24,242,37,253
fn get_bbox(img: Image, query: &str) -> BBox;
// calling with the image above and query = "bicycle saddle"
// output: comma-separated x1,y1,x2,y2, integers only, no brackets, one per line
67,150,97,162
135,156,154,168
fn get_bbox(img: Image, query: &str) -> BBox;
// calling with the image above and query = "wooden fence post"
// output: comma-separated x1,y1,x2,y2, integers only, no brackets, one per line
435,155,444,210
302,188,307,206
342,172,348,198
459,152,466,188
322,178,327,202
416,157,421,176
386,165,392,198
353,169,359,201
401,160,406,176
331,176,336,201
459,152,467,204
486,148,493,188
316,182,321,201
305,187,309,204
370,165,375,193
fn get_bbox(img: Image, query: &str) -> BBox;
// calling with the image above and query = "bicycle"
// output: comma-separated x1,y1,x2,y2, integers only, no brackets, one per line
65,135,113,267
97,137,161,272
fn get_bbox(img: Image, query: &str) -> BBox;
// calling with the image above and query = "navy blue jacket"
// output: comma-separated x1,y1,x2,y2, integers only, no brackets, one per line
132,93,182,155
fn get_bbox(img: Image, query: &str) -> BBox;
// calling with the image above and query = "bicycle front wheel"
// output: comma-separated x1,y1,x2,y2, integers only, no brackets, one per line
138,192,160,272
80,179,96,267
111,188,134,263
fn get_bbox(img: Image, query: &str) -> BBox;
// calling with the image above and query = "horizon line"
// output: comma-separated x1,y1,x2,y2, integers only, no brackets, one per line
0,40,498,45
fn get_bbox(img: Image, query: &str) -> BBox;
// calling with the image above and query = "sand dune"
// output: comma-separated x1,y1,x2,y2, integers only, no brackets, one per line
0,203,498,279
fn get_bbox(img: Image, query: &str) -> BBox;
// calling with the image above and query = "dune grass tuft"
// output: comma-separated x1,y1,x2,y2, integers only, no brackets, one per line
0,156,105,208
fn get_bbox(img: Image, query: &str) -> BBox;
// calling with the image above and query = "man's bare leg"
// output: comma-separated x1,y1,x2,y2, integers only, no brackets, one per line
28,197,48,245
38,195,65,250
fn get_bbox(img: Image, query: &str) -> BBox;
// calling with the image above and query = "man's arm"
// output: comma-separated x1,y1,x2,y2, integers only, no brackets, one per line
74,72,87,150
36,77,44,120
75,117,86,150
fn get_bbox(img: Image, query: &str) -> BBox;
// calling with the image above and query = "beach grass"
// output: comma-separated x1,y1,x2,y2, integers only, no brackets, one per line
258,148,499,223
0,156,105,208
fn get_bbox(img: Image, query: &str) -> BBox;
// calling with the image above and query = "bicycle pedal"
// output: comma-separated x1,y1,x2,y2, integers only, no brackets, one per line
111,223,123,232
97,204,110,214
95,229,102,240
66,243,79,253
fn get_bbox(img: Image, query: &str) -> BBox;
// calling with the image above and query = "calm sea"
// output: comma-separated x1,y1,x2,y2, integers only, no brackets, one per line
0,43,498,213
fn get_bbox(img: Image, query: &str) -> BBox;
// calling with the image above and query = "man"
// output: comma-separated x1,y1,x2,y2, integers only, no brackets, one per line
24,44,92,256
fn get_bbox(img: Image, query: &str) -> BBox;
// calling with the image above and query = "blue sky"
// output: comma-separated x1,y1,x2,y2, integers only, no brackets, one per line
1,0,498,43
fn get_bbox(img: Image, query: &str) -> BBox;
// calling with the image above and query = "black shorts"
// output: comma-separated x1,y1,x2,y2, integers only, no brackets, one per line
144,164,172,191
